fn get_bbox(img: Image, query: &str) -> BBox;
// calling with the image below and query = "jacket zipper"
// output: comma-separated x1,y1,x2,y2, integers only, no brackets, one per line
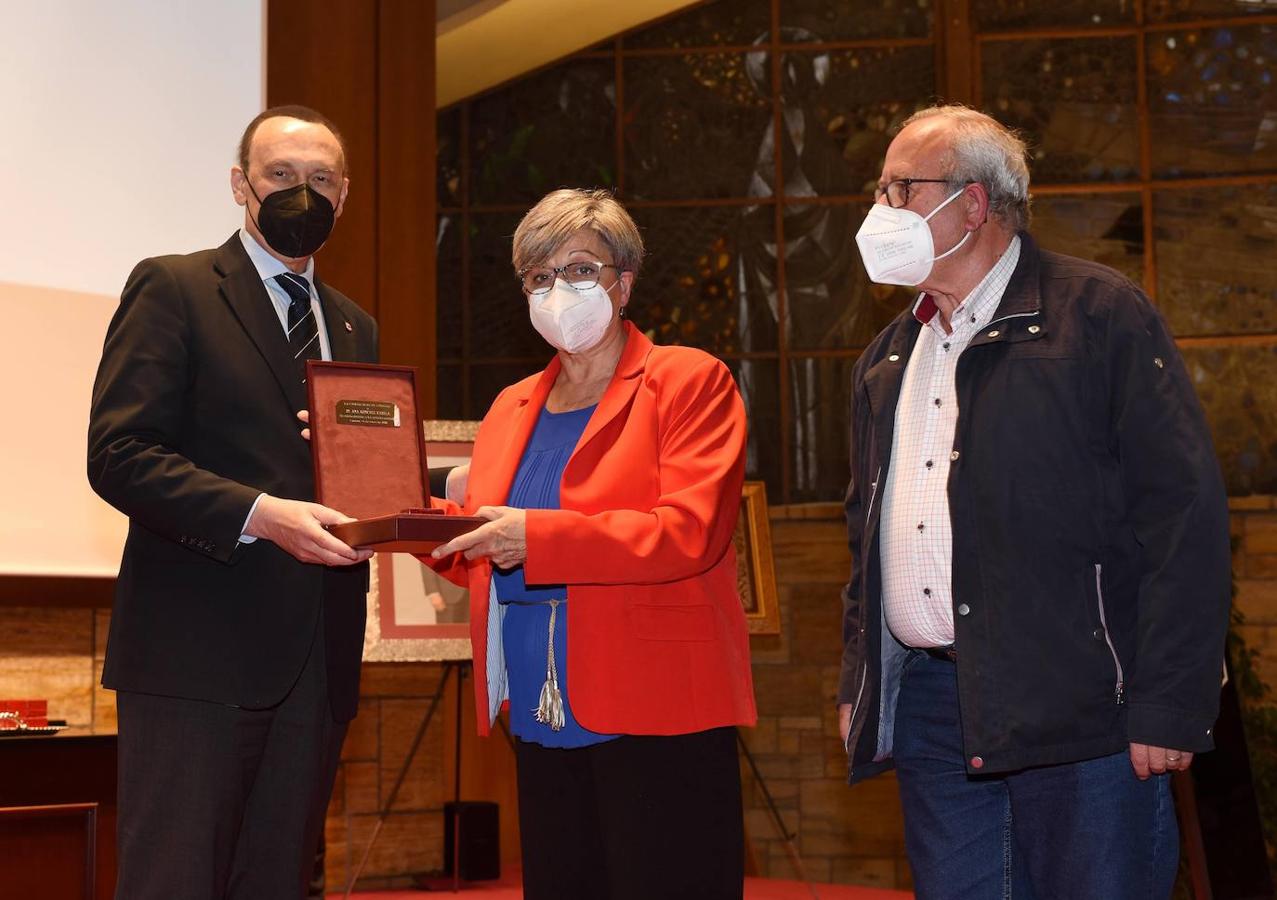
864,465,882,528
1094,563,1125,705
984,309,1041,330
846,465,883,755
845,666,866,754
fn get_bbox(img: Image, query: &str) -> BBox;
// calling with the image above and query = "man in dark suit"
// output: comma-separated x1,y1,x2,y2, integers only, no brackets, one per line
88,105,377,899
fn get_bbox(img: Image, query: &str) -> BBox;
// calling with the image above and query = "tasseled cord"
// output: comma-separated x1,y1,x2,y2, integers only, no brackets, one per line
534,599,566,731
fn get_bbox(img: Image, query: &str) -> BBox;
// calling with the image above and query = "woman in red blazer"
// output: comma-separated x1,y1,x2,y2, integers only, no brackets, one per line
429,188,756,900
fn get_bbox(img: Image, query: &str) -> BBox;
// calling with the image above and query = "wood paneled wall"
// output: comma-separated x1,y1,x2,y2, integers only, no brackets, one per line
266,4,527,886
267,0,439,416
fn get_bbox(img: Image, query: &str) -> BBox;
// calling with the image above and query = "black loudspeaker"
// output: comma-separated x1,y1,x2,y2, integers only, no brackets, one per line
443,801,500,882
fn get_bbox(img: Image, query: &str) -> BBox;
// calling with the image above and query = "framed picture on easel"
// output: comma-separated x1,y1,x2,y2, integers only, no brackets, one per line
364,451,785,658
362,420,481,662
736,481,781,636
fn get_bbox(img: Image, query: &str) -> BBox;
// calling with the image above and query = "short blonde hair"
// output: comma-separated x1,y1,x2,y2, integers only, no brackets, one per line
512,188,644,276
901,105,1032,231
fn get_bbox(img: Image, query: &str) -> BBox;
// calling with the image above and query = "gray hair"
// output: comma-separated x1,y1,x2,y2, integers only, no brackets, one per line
901,105,1032,231
512,188,644,276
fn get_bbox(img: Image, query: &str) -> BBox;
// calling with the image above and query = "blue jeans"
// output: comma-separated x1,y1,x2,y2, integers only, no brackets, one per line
893,653,1179,900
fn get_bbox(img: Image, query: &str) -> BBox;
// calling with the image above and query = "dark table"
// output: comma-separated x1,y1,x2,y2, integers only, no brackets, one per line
0,732,116,900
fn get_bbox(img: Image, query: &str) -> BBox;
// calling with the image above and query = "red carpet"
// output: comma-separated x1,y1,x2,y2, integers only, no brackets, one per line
332,871,912,899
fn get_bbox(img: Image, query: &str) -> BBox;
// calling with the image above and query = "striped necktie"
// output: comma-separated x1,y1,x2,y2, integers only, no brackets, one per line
274,272,321,384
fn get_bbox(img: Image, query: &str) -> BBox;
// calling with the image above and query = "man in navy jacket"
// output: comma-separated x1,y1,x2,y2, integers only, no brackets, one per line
838,105,1230,899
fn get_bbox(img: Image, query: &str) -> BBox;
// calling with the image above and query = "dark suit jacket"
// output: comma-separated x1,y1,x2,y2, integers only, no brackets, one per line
88,233,378,721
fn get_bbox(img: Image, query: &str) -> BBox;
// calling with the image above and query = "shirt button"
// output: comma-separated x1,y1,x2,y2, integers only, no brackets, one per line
942,342,951,351
970,756,984,769
923,588,932,596
934,398,941,407
957,603,971,616
925,460,934,469
950,450,960,461
969,314,976,323
917,522,925,532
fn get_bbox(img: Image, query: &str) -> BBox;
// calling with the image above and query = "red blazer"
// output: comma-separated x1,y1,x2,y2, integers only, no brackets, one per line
435,324,757,737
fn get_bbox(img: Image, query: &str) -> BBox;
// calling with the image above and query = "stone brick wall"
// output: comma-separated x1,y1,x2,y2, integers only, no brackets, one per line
2,494,1274,891
1231,496,1277,691
742,503,910,889
743,495,1277,890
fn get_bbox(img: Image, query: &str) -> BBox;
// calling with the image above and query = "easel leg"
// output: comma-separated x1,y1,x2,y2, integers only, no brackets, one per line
343,661,457,898
736,727,820,900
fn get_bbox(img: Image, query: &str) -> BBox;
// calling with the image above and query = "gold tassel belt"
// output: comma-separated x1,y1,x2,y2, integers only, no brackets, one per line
506,597,566,732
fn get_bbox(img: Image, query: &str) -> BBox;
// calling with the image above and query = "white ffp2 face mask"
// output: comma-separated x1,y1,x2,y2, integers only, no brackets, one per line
528,279,617,354
855,187,971,286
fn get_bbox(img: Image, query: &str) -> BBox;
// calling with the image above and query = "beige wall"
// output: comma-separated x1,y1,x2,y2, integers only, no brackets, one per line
0,282,127,578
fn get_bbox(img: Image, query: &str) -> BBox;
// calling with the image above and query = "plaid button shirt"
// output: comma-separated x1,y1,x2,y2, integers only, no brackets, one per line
879,237,1021,648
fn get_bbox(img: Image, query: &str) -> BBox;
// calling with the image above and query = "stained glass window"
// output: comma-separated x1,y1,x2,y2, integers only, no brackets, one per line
1147,25,1277,178
982,37,1140,183
629,205,779,355
973,0,1133,30
1155,185,1277,337
469,59,616,206
1182,346,1277,494
624,53,772,201
779,47,937,198
788,356,858,502
727,358,783,490
1030,193,1144,285
437,0,1276,502
783,203,914,351
783,0,934,40
436,214,464,359
1147,0,1277,23
437,107,463,210
467,212,542,360
625,0,771,49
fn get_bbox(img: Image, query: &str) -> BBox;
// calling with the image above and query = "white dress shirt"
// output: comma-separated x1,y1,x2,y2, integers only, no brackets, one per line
237,229,334,362
879,236,1021,648
237,229,333,540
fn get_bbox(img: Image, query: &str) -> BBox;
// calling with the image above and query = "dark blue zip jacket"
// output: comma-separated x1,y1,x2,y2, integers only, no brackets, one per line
838,232,1231,781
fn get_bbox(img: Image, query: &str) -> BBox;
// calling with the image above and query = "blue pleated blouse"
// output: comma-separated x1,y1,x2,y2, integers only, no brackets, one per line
493,403,618,749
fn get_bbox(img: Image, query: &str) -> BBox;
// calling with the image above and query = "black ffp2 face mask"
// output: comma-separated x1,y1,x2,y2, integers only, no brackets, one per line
246,180,336,259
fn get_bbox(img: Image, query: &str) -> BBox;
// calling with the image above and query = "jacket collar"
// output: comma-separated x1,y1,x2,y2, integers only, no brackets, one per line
479,322,653,501
986,230,1042,324
504,320,652,405
860,232,1044,457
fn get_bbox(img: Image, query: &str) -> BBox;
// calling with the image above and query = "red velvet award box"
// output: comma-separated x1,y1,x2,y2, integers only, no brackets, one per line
307,361,484,552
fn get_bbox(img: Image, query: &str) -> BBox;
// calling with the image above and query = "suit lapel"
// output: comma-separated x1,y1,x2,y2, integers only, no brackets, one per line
573,322,650,455
317,282,358,362
469,324,651,507
471,364,556,508
213,234,307,413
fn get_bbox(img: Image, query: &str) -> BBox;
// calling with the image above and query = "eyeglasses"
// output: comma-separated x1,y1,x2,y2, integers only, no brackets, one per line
874,178,959,209
518,260,623,296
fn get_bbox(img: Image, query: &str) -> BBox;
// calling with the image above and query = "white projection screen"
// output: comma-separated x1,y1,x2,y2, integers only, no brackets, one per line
0,2,264,582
